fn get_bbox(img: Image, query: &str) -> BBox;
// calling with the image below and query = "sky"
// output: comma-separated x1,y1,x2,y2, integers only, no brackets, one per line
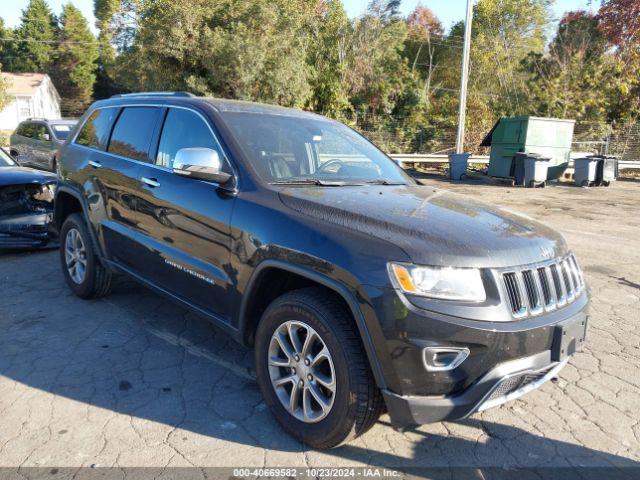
2,0,597,34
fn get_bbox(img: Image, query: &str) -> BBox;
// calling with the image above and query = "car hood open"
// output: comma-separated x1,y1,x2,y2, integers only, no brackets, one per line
278,184,567,268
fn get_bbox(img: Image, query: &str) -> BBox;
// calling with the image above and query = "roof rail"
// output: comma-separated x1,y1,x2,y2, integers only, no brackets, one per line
26,117,47,121
110,91,196,99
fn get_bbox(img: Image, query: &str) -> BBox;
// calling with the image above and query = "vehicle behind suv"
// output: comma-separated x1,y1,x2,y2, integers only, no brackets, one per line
10,118,77,172
54,92,589,449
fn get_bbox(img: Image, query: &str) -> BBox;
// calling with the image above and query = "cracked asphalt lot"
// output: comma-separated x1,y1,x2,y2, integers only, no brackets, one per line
0,178,639,470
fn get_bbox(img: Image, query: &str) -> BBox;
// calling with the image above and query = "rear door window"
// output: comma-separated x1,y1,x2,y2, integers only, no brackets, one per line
76,108,118,150
108,107,160,162
17,123,35,138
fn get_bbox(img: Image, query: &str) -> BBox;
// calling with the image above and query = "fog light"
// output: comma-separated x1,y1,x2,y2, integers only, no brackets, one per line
423,347,470,372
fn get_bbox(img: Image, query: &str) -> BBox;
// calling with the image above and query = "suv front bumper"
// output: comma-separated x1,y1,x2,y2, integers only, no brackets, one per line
383,350,569,428
373,286,588,429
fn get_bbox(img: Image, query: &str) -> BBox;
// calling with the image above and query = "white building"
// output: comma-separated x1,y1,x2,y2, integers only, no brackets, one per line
0,73,61,132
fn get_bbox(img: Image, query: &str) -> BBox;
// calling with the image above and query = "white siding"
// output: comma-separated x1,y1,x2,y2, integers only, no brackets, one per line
0,74,62,132
0,99,21,131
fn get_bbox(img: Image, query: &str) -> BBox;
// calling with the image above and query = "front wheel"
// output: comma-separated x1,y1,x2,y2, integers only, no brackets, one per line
59,213,112,299
255,287,383,449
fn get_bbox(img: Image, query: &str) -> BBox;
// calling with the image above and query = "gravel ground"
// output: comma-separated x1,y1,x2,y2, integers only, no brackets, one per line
0,177,638,473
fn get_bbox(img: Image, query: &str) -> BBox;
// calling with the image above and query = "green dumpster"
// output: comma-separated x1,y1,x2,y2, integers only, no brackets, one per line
481,116,575,181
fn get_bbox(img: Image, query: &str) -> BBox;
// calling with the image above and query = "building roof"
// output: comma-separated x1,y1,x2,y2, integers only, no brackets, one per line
1,73,47,96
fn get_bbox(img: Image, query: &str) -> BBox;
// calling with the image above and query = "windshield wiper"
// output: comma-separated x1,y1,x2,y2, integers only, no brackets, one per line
271,179,351,186
363,180,407,185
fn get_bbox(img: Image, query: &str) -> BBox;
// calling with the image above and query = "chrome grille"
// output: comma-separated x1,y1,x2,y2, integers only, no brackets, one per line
501,254,585,318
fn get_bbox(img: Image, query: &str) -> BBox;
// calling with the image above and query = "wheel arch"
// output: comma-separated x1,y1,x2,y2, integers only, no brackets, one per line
239,260,387,389
54,186,107,261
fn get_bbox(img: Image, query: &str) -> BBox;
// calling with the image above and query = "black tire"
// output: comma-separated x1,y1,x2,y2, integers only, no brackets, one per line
59,213,112,299
254,287,384,449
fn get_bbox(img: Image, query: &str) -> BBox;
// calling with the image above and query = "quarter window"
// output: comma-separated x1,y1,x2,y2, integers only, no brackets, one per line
76,108,118,150
156,108,222,168
108,107,160,162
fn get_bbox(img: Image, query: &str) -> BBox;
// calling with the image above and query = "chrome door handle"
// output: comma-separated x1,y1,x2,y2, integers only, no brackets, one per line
88,160,101,168
141,177,160,188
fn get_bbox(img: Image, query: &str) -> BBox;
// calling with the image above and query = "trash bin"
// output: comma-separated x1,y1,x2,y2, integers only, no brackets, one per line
524,153,551,187
594,155,618,186
574,157,599,187
514,152,550,187
448,153,470,181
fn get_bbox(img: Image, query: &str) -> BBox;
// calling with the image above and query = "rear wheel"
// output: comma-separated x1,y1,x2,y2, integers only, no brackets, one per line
255,287,383,449
59,213,112,299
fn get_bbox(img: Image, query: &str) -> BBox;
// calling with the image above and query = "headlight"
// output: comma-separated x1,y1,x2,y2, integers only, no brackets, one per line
33,183,56,203
389,263,486,302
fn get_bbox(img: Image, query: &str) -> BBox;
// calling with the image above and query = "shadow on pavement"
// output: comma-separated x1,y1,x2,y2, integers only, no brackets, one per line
0,250,638,477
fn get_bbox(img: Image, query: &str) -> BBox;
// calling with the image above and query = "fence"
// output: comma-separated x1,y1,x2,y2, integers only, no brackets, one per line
341,112,640,161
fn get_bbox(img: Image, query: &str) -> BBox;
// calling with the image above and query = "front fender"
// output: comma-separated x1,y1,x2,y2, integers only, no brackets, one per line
238,258,401,391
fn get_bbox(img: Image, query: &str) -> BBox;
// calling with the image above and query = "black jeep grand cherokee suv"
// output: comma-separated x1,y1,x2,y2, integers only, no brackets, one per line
55,92,588,448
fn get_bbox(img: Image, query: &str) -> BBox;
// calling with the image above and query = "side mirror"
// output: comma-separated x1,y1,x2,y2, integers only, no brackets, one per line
43,133,51,141
173,148,232,185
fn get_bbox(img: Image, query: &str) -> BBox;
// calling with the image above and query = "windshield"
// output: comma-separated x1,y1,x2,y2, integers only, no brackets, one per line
0,148,16,166
222,112,412,186
51,123,74,140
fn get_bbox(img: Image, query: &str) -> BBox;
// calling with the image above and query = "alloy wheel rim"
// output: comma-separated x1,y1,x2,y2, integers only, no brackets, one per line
64,228,87,284
268,320,336,423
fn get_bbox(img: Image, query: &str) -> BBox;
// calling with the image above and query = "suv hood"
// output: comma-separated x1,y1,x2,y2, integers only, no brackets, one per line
279,185,567,268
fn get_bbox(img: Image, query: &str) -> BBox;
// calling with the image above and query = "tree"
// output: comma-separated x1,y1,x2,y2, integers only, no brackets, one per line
404,5,443,98
93,0,119,97
470,0,551,117
11,0,58,72
346,1,411,114
597,0,640,121
307,0,352,116
113,0,315,106
0,70,9,111
0,19,15,68
597,0,640,49
521,11,612,121
50,4,99,116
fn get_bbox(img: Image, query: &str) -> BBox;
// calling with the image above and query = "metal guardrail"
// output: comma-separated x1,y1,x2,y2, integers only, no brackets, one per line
390,154,489,164
389,154,640,171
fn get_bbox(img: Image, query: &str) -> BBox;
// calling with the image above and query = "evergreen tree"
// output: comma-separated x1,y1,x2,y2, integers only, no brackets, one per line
0,19,15,69
93,0,121,98
12,0,58,72
51,3,99,116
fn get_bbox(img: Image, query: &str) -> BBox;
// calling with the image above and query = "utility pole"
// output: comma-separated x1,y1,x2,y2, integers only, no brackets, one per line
455,0,474,154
